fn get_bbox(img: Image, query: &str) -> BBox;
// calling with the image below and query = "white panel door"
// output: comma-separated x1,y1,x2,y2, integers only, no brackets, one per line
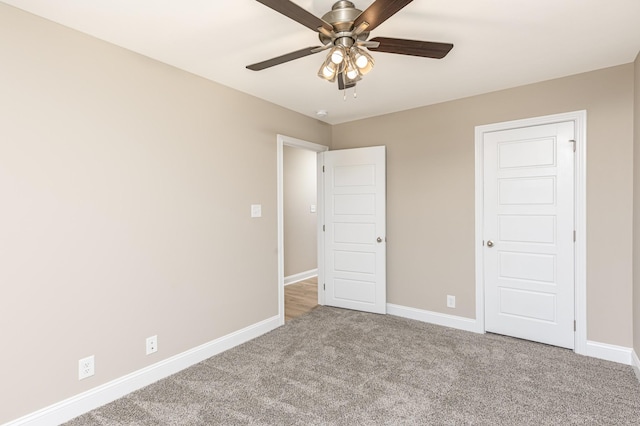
323,146,386,314
484,121,575,349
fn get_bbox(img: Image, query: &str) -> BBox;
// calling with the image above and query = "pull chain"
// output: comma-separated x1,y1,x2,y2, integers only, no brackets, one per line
342,87,358,101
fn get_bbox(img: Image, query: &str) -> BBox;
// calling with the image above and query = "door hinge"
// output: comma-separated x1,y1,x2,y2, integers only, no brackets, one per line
323,224,325,232
569,139,576,152
322,165,325,172
323,283,326,291
573,230,576,242
574,320,576,331
482,240,485,246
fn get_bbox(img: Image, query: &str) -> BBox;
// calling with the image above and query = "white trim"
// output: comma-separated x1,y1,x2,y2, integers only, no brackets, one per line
5,315,280,426
474,126,486,334
276,135,329,326
632,350,640,382
474,111,587,354
284,268,318,286
387,304,482,334
387,302,634,368
583,340,633,365
317,152,326,306
573,112,588,355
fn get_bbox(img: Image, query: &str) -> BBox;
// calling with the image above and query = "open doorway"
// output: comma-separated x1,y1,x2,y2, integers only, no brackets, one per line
277,135,328,325
283,145,318,322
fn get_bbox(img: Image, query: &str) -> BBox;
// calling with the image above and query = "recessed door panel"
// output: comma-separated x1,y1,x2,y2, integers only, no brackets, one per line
498,138,555,169
334,164,375,187
499,215,555,244
334,223,376,245
499,252,556,283
499,177,555,205
334,279,376,304
499,288,556,322
334,251,376,274
334,194,375,215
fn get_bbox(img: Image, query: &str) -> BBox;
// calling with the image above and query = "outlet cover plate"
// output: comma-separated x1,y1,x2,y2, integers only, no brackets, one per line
146,335,158,355
78,355,95,380
447,295,456,308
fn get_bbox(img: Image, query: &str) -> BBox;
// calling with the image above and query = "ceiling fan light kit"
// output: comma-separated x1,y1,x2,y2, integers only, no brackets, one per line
248,0,453,92
317,44,372,84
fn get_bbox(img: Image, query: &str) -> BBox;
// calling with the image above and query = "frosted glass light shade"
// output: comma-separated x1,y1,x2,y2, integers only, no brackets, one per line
330,46,346,64
345,55,359,80
351,47,375,75
341,56,362,86
317,55,339,82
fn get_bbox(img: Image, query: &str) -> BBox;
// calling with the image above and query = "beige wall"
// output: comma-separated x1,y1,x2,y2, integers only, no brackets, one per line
634,52,640,358
333,64,635,347
0,4,331,423
283,146,318,277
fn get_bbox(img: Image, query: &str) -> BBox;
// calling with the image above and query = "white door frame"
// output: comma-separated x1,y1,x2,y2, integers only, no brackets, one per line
474,110,587,355
277,134,329,325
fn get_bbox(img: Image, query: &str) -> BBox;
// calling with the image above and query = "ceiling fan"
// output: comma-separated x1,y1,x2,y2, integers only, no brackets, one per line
246,0,454,90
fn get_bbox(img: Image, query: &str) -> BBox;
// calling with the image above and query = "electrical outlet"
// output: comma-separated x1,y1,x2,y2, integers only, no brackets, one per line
146,335,158,355
78,355,95,380
447,295,456,308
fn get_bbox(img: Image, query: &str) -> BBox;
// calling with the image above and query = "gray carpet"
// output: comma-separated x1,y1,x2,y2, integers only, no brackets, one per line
66,306,640,425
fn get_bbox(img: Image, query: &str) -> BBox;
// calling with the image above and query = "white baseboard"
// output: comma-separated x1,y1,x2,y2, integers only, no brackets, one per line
632,350,640,382
583,340,633,365
387,304,637,368
284,269,317,286
387,303,482,334
6,315,281,426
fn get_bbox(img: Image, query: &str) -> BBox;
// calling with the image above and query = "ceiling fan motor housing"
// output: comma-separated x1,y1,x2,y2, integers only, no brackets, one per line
319,1,370,46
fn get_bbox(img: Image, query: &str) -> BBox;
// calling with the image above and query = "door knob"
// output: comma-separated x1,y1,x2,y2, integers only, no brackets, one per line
377,237,383,243
486,240,494,247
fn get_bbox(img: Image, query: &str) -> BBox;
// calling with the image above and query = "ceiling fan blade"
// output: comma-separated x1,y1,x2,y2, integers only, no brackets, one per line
255,0,333,33
353,0,413,32
246,46,322,71
368,37,454,59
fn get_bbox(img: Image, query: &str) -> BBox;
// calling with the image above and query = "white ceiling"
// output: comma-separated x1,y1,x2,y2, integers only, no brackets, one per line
4,0,640,124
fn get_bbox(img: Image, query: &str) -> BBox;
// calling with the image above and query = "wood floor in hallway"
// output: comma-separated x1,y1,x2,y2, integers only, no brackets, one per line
285,276,318,322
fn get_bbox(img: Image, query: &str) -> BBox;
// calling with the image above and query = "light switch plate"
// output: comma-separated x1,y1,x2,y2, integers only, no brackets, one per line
251,204,262,218
310,204,317,213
